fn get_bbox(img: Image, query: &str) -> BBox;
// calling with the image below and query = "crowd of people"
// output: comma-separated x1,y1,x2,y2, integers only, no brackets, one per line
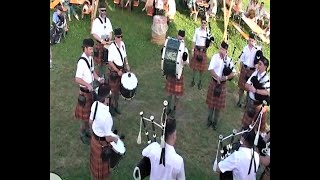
51,0,270,180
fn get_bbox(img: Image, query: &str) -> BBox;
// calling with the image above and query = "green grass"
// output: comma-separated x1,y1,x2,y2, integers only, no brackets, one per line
50,0,270,179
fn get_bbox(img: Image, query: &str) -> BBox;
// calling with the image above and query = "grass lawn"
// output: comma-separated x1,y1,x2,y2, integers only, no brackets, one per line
50,0,270,179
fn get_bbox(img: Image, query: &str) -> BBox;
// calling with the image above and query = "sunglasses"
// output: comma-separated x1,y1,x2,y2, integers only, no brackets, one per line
115,35,123,38
201,21,207,24
100,9,106,12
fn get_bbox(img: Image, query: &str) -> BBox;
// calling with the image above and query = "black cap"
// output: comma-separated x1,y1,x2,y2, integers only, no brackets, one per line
260,56,269,68
82,38,94,47
249,32,255,39
221,41,229,50
178,30,185,38
114,28,122,36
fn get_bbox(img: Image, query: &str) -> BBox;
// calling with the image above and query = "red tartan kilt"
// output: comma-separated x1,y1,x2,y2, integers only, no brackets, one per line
190,49,208,72
165,75,184,96
206,80,227,110
74,91,93,122
109,71,121,95
90,136,110,180
94,43,104,65
238,64,255,90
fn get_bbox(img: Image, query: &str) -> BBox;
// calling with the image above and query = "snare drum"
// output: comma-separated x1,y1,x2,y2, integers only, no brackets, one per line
50,173,62,180
120,72,138,100
133,156,151,180
161,37,185,80
109,138,126,168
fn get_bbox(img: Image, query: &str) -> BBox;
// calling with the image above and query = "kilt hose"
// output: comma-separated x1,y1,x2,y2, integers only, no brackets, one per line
165,75,184,96
238,63,256,90
206,80,227,110
90,135,110,180
190,48,208,72
241,99,267,132
75,90,93,122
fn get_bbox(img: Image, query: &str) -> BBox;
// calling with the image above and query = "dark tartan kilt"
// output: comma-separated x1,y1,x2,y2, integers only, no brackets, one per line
190,48,208,72
241,102,267,132
94,43,104,65
165,75,184,96
90,136,110,180
74,91,93,122
206,80,227,110
109,71,121,95
238,64,255,90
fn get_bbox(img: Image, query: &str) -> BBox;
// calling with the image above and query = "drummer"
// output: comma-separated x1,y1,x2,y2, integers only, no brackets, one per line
89,83,119,180
91,3,113,77
165,30,189,118
108,28,131,115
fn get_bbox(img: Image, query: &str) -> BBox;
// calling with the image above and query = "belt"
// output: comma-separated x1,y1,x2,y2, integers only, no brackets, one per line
243,64,255,70
93,133,106,141
80,87,90,93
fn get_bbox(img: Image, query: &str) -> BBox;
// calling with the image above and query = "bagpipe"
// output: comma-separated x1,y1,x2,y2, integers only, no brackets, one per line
133,100,169,180
250,71,270,105
222,46,237,81
212,101,270,180
205,22,215,49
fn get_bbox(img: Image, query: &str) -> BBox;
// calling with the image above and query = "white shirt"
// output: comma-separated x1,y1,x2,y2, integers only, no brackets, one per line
218,147,260,180
239,45,257,68
108,41,127,67
208,53,236,78
246,70,270,100
167,0,176,16
155,0,164,9
91,16,113,41
90,101,113,137
75,53,94,87
142,142,185,180
192,27,207,47
255,7,266,20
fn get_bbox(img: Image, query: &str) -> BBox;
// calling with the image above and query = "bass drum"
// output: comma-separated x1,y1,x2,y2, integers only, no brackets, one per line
161,37,185,80
120,72,138,100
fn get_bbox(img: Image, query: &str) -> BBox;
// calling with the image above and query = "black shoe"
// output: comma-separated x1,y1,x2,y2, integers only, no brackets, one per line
236,101,242,108
115,108,121,114
207,121,212,127
212,125,217,131
190,81,195,87
197,82,202,90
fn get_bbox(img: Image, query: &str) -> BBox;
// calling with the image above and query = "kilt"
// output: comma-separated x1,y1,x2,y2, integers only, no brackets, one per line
74,90,93,122
241,99,267,132
94,43,104,66
238,63,255,90
165,75,184,96
190,48,208,72
90,135,110,180
206,79,227,110
109,71,121,95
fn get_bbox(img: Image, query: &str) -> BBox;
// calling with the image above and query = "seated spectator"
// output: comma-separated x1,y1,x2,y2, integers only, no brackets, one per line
255,2,269,29
244,0,258,19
